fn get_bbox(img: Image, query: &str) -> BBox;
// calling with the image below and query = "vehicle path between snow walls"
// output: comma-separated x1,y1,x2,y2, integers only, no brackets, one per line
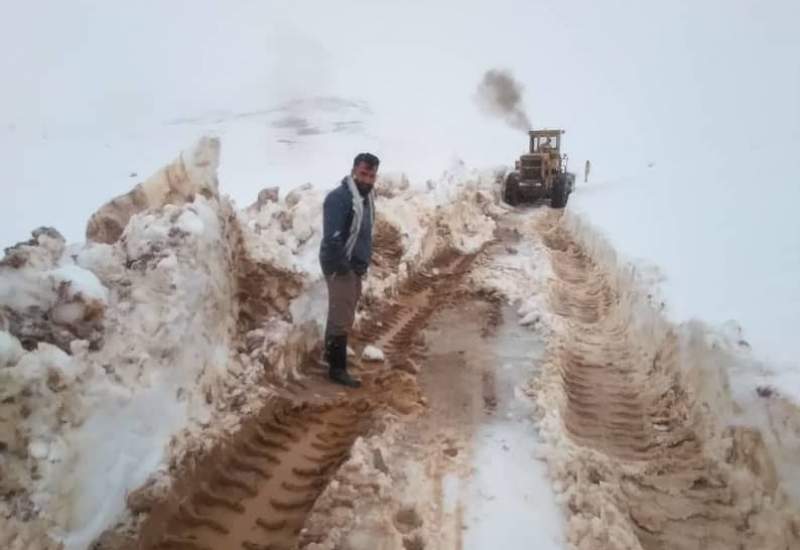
295,215,567,550
103,244,485,550
294,207,800,550
96,209,565,550
3,135,800,550
117,203,800,550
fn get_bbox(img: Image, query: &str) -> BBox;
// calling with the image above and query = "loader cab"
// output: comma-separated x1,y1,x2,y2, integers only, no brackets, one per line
529,130,563,154
518,130,566,182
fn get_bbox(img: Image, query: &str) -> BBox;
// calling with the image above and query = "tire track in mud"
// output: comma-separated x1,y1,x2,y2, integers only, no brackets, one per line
151,403,370,550
539,212,800,549
134,248,482,550
352,250,480,374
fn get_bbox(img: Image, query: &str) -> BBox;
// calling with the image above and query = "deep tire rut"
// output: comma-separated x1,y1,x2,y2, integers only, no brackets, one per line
154,404,369,550
135,248,483,550
352,250,479,372
540,212,800,549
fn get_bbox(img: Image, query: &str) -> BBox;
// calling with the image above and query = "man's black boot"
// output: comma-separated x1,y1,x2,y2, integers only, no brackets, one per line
323,332,335,367
328,335,362,389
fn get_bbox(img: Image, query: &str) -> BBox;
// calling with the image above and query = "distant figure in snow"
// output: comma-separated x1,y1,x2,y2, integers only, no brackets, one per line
584,160,591,183
319,153,379,388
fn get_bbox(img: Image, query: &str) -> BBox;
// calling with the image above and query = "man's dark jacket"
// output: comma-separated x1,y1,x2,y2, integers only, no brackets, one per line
319,178,373,276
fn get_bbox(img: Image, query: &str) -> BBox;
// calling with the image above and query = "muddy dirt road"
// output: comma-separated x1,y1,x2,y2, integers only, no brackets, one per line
115,209,798,550
124,242,486,550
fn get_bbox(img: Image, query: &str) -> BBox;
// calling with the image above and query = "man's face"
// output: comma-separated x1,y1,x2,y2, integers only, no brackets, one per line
352,162,378,194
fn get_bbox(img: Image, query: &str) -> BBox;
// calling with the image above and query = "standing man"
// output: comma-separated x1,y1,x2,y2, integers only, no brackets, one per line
584,159,591,183
319,153,379,388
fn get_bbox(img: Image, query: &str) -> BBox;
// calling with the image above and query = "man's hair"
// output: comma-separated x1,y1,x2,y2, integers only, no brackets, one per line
353,152,380,170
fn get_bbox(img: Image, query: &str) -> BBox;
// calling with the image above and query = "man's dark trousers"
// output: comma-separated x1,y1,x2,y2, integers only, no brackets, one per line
325,271,362,339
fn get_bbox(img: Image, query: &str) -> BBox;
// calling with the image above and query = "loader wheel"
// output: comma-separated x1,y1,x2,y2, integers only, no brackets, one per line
550,176,569,209
503,173,520,206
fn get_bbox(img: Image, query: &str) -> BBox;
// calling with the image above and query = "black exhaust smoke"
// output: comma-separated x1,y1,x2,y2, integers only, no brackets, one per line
475,69,532,132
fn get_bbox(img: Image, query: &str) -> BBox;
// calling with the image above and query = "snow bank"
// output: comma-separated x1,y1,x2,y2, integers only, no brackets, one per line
85,136,221,245
239,162,498,329
239,182,326,277
0,227,108,353
569,176,800,380
561,209,800,505
0,137,296,549
0,138,238,550
0,136,502,549
526,210,800,549
363,165,498,307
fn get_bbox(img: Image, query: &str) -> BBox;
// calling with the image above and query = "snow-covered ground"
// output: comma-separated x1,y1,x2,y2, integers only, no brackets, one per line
458,309,565,550
570,155,800,376
2,0,800,548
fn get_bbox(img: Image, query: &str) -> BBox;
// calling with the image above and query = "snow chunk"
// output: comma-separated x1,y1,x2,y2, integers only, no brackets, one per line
0,330,23,366
0,227,66,270
519,311,540,326
362,345,385,362
239,183,325,276
14,342,76,384
0,254,108,352
74,243,125,284
29,439,50,460
48,264,109,304
175,209,205,235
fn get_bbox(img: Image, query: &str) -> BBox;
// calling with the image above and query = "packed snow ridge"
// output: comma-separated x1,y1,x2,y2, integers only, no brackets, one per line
0,136,498,550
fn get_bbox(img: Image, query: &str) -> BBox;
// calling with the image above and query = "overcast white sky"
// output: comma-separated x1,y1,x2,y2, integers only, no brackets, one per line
1,1,797,239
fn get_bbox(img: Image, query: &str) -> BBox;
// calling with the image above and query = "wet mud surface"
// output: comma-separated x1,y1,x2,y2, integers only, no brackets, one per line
124,246,484,550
